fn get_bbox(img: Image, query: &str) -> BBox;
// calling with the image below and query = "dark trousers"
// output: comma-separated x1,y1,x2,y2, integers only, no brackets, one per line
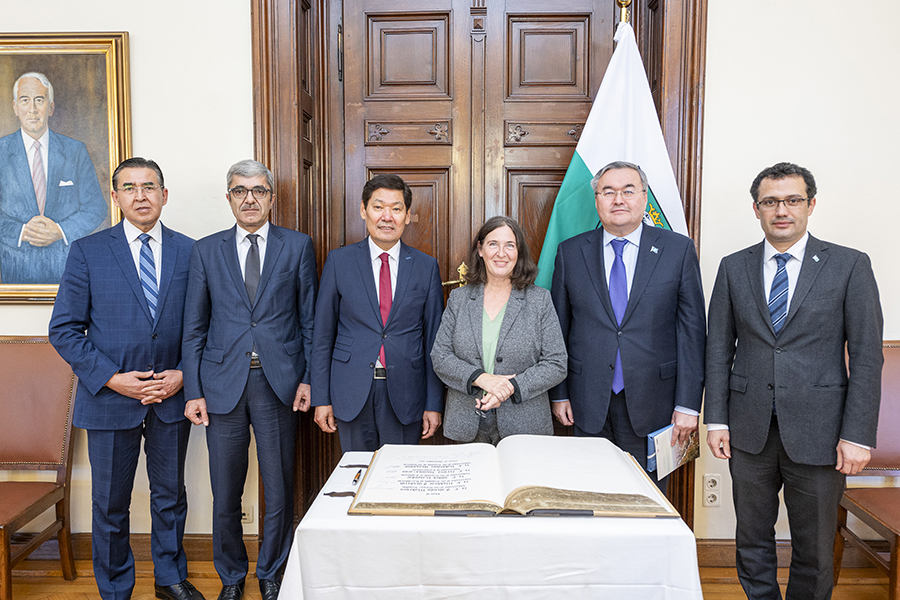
206,368,297,584
336,378,422,452
574,390,668,494
86,411,191,600
731,416,845,600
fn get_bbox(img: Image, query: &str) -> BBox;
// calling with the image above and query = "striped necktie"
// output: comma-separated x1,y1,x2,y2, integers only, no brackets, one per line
768,253,791,335
32,140,46,215
139,233,158,320
609,239,628,394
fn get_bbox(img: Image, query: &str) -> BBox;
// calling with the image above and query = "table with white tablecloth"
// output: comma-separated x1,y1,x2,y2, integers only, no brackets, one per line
280,451,703,600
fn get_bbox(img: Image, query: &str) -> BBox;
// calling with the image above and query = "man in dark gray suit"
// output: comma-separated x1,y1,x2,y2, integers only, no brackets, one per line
705,162,883,600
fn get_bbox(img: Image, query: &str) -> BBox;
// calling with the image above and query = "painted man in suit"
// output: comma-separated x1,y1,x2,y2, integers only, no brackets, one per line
0,72,107,284
183,159,317,600
49,158,201,600
311,173,444,452
550,161,706,490
705,162,883,600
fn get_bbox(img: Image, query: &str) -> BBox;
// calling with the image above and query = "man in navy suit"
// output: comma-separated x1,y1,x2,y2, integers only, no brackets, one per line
311,174,444,452
0,72,107,284
183,160,317,600
50,158,200,600
550,161,706,490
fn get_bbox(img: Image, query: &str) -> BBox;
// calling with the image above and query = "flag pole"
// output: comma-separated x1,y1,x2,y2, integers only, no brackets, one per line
616,0,632,23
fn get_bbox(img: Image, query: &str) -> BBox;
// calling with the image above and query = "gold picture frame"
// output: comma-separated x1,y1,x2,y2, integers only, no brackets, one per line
0,32,130,302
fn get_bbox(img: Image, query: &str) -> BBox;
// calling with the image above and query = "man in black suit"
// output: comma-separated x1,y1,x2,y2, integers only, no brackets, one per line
549,161,706,490
705,162,883,600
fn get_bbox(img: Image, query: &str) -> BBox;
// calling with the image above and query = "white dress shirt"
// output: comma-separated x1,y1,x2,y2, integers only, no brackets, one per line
236,221,270,278
367,236,400,301
122,218,162,284
762,232,808,311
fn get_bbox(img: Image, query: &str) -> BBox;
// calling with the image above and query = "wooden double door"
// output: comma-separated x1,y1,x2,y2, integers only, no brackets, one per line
253,0,705,525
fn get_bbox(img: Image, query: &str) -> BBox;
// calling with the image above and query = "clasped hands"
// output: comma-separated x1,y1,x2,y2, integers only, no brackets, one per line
22,215,63,246
474,372,516,411
106,369,183,405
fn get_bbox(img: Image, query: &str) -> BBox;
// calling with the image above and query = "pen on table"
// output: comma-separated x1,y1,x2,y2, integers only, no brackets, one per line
352,469,362,486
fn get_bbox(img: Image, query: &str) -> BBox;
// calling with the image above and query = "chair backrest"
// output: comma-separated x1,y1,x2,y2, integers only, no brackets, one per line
863,342,900,472
0,336,76,486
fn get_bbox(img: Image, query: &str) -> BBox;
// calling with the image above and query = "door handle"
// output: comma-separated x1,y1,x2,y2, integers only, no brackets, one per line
441,262,468,287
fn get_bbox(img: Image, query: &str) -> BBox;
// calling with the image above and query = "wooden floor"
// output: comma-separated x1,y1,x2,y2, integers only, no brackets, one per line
10,561,892,599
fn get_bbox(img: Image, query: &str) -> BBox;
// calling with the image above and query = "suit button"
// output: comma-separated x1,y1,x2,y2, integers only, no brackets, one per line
369,362,375,368
382,333,387,339
609,365,615,370
251,322,257,327
775,347,782,354
152,334,158,339
767,384,774,390
147,364,153,370
496,357,503,363
617,331,623,336
246,352,252,357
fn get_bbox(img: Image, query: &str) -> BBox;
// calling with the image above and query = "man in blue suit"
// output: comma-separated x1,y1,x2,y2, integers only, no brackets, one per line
550,161,706,490
183,160,317,600
311,174,444,452
0,72,108,284
50,158,200,600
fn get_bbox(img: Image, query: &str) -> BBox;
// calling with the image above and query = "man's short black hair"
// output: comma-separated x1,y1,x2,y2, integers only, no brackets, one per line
361,174,412,210
112,157,164,189
750,162,817,202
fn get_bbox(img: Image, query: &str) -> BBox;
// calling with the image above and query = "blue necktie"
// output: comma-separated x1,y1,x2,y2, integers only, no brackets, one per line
609,239,628,394
139,233,158,320
768,253,791,335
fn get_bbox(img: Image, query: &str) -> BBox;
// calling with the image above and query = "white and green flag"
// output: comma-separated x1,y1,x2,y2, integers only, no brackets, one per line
534,22,688,289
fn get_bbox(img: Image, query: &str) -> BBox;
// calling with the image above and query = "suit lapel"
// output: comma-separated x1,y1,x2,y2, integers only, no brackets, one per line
355,239,382,323
496,286,525,350
6,133,39,215
743,241,773,336
784,235,827,331
622,224,662,324
465,284,485,365
220,226,251,311
581,229,617,325
109,223,154,323
386,242,414,327
153,225,178,328
45,131,64,215
254,225,284,305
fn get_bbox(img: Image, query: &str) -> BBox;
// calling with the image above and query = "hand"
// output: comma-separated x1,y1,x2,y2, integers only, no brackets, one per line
836,440,871,475
551,400,574,426
106,370,160,402
146,370,183,404
293,383,311,412
474,373,515,403
671,410,699,446
421,410,441,439
314,405,337,433
707,429,731,459
185,397,209,426
22,215,63,246
476,393,501,411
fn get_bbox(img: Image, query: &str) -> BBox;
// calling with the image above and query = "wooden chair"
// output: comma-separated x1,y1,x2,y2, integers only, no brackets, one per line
0,337,77,600
833,342,900,598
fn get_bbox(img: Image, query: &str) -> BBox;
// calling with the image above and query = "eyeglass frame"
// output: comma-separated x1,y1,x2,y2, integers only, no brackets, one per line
755,197,810,210
115,183,163,196
228,186,273,201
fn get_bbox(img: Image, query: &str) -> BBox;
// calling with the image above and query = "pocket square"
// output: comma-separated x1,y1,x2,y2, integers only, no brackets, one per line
59,180,74,186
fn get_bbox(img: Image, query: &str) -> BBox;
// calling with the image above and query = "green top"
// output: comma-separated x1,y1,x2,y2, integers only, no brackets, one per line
481,302,508,375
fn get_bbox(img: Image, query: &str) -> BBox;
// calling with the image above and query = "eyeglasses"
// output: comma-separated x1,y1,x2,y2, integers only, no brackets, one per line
755,197,809,210
117,184,161,196
229,186,272,201
598,189,645,200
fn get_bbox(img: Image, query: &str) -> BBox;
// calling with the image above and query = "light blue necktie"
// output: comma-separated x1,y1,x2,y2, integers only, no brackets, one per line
139,233,158,320
768,253,791,335
609,239,628,394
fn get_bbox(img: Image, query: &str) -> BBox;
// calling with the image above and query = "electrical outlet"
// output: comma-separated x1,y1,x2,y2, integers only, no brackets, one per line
241,505,254,524
703,491,720,507
703,473,721,491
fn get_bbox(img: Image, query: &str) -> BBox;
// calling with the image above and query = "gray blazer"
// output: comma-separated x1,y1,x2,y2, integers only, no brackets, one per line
705,235,883,465
431,283,567,442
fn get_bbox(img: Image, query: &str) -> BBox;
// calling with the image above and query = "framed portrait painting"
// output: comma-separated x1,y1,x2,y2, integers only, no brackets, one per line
0,32,130,302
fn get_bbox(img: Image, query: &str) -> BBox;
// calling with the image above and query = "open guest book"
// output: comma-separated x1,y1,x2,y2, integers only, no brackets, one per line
348,435,679,517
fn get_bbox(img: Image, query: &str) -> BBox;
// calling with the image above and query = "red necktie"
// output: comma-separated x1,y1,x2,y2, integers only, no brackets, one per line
378,253,392,366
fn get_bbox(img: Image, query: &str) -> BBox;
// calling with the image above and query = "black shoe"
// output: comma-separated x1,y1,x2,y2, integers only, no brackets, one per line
155,580,205,600
259,579,281,600
216,580,245,600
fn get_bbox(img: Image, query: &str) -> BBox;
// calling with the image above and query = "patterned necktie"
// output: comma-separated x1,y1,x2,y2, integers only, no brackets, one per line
609,239,628,394
138,234,158,320
245,234,260,304
378,252,392,366
32,140,46,215
768,253,791,335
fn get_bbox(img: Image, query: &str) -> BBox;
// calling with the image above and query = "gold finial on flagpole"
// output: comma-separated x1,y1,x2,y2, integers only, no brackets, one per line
616,0,632,23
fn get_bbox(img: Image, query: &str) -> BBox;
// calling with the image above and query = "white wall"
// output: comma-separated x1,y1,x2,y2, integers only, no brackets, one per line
1,0,258,535
695,0,900,538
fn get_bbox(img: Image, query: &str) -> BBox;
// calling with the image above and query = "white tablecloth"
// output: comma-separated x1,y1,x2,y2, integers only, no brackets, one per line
280,452,703,599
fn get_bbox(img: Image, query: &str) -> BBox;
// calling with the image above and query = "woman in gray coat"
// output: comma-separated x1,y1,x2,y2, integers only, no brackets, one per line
431,216,567,444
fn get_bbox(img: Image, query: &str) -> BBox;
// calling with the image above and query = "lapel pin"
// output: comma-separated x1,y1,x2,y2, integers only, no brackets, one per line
650,246,658,254
812,255,819,262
